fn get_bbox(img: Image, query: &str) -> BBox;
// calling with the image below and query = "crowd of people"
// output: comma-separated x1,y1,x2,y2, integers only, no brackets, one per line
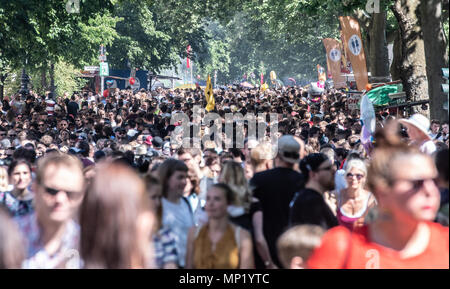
0,84,448,269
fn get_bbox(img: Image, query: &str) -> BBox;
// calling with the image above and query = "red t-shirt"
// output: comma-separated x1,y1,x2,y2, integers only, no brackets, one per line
307,222,449,269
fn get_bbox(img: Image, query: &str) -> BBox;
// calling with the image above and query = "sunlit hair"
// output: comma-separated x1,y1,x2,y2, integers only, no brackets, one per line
80,162,153,269
0,167,9,192
0,208,25,269
35,152,84,186
367,121,424,194
218,161,251,211
344,159,367,183
277,225,324,269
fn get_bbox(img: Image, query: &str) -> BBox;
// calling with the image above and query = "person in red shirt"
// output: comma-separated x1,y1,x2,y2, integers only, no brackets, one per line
308,122,449,269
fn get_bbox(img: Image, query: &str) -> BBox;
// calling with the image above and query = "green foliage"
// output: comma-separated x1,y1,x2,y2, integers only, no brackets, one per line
54,61,88,97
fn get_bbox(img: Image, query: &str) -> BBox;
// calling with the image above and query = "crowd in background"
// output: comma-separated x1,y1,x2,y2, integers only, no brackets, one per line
0,85,448,269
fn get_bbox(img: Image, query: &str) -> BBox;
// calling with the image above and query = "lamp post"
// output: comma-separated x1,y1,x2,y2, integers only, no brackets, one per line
18,68,30,97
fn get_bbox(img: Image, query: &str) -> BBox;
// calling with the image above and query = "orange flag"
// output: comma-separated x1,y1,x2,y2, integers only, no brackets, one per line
339,16,369,91
322,38,346,89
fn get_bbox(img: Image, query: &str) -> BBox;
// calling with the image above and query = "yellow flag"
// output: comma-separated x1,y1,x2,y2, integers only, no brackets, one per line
261,83,269,92
205,75,215,112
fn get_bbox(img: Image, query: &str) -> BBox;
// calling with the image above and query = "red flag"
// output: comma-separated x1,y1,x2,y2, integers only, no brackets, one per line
186,45,191,69
260,73,264,85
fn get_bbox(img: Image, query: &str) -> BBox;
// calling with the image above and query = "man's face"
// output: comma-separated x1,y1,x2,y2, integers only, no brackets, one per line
0,149,6,159
442,124,449,134
34,164,85,224
0,131,5,140
38,122,46,132
431,123,440,134
315,160,336,191
7,130,16,140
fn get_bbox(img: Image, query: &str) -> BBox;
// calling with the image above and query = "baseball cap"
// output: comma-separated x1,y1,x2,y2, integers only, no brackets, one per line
277,135,300,164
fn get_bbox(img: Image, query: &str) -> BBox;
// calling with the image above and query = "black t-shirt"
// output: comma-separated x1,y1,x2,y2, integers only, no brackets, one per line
67,101,79,117
250,167,304,268
289,188,338,230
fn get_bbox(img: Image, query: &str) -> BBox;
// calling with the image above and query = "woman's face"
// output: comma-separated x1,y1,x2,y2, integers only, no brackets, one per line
381,155,440,222
205,187,228,219
148,186,162,212
346,167,366,190
167,170,187,197
11,163,31,190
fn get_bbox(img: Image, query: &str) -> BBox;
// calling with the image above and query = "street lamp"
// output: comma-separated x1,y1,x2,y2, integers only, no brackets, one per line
18,68,30,97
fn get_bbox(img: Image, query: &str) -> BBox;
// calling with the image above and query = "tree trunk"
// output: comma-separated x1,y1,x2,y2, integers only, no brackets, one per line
41,64,48,92
391,0,430,117
50,62,55,97
369,10,390,82
419,0,449,121
0,73,6,101
390,29,403,81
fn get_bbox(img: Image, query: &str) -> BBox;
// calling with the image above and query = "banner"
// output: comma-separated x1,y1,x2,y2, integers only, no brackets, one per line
186,45,191,69
205,75,215,112
339,16,369,91
322,38,346,89
317,64,326,83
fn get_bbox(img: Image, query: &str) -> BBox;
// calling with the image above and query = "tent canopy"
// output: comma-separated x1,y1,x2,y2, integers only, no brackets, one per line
363,84,402,106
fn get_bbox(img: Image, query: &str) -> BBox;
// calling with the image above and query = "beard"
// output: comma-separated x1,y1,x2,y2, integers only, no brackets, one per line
322,177,335,191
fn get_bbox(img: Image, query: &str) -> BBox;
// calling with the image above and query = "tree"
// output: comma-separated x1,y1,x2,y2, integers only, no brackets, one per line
392,0,429,116
420,0,449,121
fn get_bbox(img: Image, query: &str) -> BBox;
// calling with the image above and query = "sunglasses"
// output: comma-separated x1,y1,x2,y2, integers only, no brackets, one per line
395,178,439,195
8,134,16,137
43,186,82,200
346,173,364,180
0,134,6,137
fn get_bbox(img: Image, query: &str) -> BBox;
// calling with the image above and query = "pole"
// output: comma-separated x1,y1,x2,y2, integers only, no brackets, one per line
214,70,217,89
101,76,104,97
190,62,193,84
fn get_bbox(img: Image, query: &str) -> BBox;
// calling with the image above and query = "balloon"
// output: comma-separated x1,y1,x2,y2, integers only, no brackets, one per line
129,77,135,85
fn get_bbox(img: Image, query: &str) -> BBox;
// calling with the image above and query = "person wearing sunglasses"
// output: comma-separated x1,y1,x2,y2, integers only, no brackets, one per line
333,159,377,231
15,153,86,269
308,126,447,269
289,153,338,230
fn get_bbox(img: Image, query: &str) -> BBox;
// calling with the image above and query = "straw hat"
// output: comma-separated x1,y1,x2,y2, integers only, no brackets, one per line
398,114,431,140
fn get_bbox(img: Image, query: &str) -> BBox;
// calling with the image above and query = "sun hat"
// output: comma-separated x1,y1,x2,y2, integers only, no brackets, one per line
277,135,300,164
144,135,153,145
398,113,431,140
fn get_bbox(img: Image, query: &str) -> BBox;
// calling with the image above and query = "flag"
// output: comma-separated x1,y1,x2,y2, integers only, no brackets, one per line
205,75,215,112
317,64,326,83
260,73,264,85
322,38,346,88
186,45,191,69
339,16,369,91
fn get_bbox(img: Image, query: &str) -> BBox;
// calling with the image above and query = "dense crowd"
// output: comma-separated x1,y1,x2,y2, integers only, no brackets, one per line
0,85,448,269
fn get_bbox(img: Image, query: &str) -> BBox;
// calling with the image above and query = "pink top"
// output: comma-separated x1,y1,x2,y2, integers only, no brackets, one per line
336,192,372,231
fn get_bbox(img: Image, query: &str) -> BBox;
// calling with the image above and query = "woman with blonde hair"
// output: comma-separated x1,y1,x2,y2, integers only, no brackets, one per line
218,161,252,231
80,162,155,269
327,158,377,230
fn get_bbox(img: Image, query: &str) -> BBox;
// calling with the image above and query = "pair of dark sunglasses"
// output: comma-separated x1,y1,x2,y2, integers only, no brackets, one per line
396,178,439,195
346,173,364,180
43,186,82,200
